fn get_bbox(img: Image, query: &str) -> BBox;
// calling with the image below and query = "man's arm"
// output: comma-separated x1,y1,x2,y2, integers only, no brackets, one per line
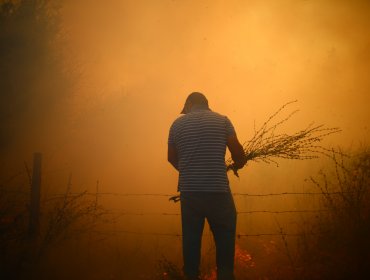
168,144,179,171
227,134,247,169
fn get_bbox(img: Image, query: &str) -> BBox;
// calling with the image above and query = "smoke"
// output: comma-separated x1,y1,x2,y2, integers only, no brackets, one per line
47,0,370,190
1,1,370,276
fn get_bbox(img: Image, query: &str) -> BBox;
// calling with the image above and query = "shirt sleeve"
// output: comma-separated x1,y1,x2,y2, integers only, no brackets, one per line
225,117,236,137
168,123,176,146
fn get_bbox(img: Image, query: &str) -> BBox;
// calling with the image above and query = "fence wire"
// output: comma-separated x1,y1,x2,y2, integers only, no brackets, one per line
91,230,318,238
109,209,326,217
42,191,352,202
33,191,341,238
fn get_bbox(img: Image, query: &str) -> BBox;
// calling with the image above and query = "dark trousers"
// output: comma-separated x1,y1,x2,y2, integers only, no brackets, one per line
180,192,237,280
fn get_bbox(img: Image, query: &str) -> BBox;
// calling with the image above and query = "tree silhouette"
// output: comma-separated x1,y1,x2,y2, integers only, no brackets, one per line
0,0,73,153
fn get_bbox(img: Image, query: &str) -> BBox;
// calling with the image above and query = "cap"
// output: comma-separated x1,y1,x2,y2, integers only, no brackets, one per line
180,92,209,114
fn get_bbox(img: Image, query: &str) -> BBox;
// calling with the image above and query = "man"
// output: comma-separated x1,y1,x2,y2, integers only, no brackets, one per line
167,92,247,280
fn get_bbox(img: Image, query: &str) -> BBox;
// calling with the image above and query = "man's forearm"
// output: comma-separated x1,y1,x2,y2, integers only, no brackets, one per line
227,135,247,170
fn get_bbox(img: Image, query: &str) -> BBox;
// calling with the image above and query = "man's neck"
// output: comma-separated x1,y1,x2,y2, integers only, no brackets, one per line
189,104,210,113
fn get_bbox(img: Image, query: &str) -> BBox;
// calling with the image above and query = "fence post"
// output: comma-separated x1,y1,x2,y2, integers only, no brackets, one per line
29,152,42,240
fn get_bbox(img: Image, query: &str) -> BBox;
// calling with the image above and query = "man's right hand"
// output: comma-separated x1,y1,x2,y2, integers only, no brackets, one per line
227,135,247,170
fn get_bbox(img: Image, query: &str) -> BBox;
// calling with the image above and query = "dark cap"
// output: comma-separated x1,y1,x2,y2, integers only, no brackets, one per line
180,92,209,114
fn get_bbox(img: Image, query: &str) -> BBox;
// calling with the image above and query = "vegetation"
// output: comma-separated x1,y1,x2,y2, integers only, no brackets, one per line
0,175,106,279
159,148,370,279
226,101,341,176
1,152,369,279
295,148,370,279
0,0,73,153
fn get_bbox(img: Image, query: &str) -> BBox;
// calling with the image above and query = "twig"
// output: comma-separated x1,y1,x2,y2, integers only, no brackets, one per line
226,101,341,176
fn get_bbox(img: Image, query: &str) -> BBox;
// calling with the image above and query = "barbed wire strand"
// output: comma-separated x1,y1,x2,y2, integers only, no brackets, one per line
26,188,340,238
41,191,355,202
92,230,318,238
108,209,327,217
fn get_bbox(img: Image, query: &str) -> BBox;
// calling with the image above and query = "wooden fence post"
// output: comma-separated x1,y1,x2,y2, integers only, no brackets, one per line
29,152,42,239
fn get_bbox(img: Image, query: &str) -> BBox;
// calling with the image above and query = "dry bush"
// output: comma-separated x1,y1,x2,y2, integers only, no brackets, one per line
226,101,341,176
37,176,106,258
297,148,370,279
0,174,107,280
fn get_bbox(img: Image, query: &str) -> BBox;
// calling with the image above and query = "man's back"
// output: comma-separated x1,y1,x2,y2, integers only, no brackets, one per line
167,92,246,280
168,105,235,192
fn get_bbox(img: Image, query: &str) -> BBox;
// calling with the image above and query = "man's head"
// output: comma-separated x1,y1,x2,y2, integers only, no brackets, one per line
180,92,209,114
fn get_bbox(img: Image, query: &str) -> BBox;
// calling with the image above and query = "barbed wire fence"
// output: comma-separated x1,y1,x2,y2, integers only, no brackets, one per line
0,162,350,240
2,100,345,241
34,190,346,239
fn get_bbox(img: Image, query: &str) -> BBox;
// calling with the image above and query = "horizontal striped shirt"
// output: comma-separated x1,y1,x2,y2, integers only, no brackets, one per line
168,105,236,192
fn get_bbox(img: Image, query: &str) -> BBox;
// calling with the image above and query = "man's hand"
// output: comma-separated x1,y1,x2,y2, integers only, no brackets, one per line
227,134,247,170
169,195,181,203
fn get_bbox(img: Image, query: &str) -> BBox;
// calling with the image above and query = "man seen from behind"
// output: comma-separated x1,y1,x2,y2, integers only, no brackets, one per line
168,92,247,280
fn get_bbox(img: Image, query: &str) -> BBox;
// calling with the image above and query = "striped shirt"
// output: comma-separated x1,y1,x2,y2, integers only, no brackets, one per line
168,104,236,192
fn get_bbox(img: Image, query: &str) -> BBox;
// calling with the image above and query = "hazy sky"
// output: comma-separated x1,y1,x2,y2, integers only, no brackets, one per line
3,0,369,199
50,0,369,193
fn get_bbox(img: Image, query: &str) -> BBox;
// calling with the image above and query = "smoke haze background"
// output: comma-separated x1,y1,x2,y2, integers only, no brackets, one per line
1,1,369,276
